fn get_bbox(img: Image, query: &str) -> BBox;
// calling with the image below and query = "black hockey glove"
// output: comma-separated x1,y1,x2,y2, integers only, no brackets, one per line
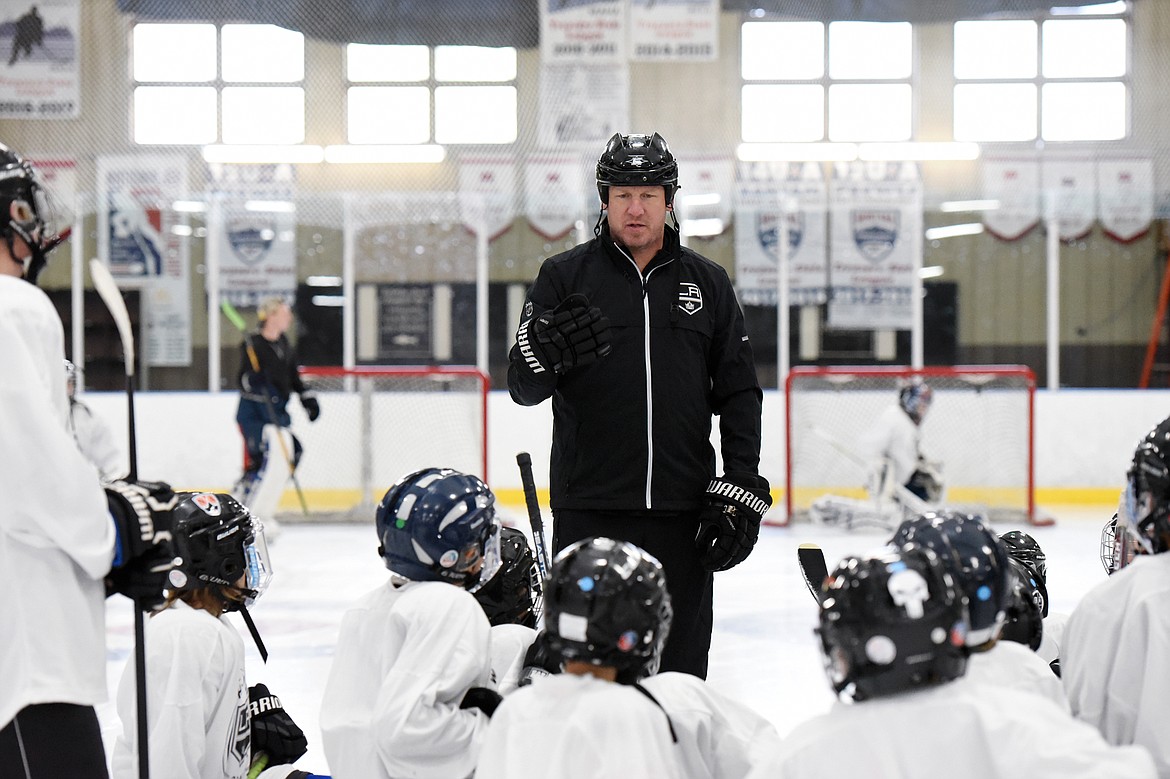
518,293,612,375
459,686,503,717
695,472,772,572
249,684,309,766
105,479,178,607
518,630,562,687
300,391,320,422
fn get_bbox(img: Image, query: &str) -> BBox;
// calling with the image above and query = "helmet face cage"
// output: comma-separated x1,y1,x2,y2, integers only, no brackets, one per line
891,512,1011,648
169,492,272,608
1119,439,1170,558
545,536,673,681
1000,559,1044,650
595,132,679,207
376,467,502,590
817,544,968,702
0,145,68,283
473,526,539,627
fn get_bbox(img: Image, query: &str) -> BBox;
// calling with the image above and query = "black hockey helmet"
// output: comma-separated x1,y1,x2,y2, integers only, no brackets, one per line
376,467,501,591
1000,558,1044,651
898,380,933,424
544,536,672,683
818,543,968,702
0,143,67,284
1118,417,1170,556
473,525,540,628
999,530,1047,584
169,492,272,610
891,511,1012,649
596,132,679,207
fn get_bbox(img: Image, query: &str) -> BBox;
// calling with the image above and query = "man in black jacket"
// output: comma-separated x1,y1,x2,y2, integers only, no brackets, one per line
508,132,770,678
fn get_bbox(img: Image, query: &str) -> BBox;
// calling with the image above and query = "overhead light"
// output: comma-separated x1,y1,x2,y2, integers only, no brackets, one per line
324,144,446,163
925,223,985,240
939,199,999,213
920,265,945,279
736,142,859,162
311,295,345,307
244,200,296,213
172,200,206,212
307,275,343,287
680,218,725,237
202,145,325,164
859,142,981,161
678,193,722,207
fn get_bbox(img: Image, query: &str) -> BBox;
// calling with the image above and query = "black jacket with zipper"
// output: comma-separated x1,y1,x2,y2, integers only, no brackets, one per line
508,222,764,513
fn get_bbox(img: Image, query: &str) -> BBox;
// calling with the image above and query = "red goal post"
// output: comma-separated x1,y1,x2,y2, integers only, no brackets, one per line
293,366,489,521
783,365,1042,527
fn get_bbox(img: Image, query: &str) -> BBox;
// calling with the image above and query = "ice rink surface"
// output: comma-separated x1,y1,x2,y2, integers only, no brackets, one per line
99,504,1114,773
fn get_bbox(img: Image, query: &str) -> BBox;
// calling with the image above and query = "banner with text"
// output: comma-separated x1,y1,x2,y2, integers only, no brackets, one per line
524,155,587,241
0,0,79,119
981,157,1040,241
1098,156,1154,243
828,161,921,330
538,63,629,148
458,155,518,240
629,0,718,61
540,0,624,63
1042,157,1095,241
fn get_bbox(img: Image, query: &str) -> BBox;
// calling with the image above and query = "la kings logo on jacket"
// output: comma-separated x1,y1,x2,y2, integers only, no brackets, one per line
678,282,703,315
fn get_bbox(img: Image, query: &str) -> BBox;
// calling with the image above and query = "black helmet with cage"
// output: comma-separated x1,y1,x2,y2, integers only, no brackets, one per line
473,525,540,628
595,132,679,207
818,544,968,702
1117,417,1170,560
168,492,273,612
544,536,672,684
0,143,67,284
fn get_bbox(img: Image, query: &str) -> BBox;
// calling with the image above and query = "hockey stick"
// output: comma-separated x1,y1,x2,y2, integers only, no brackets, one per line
808,425,934,516
220,299,310,516
89,258,151,779
797,543,829,605
516,452,552,594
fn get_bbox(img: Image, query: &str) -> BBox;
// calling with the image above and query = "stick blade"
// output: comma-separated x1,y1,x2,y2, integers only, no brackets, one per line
798,543,830,605
88,258,135,377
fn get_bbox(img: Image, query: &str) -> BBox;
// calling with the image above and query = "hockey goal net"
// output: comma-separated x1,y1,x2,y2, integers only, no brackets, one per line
784,365,1041,527
291,366,489,521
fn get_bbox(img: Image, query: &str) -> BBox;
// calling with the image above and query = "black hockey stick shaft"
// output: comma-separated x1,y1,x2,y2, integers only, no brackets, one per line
89,259,150,779
798,543,829,605
516,452,551,589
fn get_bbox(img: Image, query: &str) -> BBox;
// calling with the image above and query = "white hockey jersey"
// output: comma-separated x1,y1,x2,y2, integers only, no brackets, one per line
1063,554,1170,775
752,676,1154,779
489,622,538,696
640,671,781,779
860,404,922,488
1036,611,1067,667
476,673,688,779
319,579,494,779
68,397,126,481
964,639,1069,712
111,601,251,779
0,275,115,730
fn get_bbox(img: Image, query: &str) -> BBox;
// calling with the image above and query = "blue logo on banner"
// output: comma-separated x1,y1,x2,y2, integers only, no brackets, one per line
756,211,803,262
227,217,274,265
852,209,899,263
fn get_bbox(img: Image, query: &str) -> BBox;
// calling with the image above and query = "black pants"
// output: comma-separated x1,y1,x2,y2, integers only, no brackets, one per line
0,703,108,778
553,509,712,679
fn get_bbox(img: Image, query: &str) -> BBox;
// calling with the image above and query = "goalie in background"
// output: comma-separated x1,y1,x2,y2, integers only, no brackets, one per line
810,380,943,531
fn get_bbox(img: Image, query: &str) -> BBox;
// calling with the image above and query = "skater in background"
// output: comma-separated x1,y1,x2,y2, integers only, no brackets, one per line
0,143,177,778
319,468,503,779
750,544,1155,778
111,492,322,779
1063,415,1170,775
234,297,319,535
507,131,770,679
65,359,126,481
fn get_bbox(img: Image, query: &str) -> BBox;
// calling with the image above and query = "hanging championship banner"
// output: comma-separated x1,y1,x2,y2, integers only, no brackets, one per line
0,0,80,119
540,0,624,64
524,155,586,241
981,157,1039,241
96,154,191,365
629,0,718,62
538,63,629,148
1042,157,1095,242
734,160,828,307
1098,157,1154,243
458,155,517,240
676,155,734,228
828,161,921,330
209,163,297,306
